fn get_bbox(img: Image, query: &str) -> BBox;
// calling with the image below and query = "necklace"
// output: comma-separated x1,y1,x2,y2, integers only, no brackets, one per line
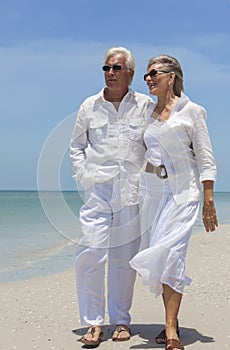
153,97,179,121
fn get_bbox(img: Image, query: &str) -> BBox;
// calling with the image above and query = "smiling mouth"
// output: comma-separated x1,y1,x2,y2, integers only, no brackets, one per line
149,83,157,88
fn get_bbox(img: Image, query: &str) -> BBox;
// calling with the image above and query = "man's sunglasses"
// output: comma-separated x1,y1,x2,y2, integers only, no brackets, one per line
102,65,123,72
144,69,169,81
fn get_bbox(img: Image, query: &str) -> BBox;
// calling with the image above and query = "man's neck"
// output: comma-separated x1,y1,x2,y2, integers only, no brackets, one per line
104,87,128,103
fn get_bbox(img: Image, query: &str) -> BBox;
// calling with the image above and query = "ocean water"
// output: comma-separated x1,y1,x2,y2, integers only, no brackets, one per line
0,191,83,283
0,191,229,283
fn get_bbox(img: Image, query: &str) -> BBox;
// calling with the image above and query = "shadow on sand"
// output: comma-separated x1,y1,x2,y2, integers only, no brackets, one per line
72,323,215,348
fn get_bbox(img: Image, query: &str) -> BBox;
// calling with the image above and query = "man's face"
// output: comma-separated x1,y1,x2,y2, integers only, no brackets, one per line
104,54,134,91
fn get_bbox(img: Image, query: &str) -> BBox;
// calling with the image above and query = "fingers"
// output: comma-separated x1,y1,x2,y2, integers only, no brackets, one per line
202,200,218,232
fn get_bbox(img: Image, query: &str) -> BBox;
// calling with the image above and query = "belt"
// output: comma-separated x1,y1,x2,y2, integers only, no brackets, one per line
145,162,168,179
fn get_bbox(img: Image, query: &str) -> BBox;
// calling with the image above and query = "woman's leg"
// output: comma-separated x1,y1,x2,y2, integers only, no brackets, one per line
163,284,182,340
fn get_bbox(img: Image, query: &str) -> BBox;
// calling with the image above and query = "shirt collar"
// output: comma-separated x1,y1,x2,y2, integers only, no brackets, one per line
173,92,190,112
95,87,134,104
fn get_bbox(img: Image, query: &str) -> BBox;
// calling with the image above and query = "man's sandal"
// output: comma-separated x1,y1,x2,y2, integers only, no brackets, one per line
80,325,104,347
165,338,185,350
112,324,131,341
155,320,180,344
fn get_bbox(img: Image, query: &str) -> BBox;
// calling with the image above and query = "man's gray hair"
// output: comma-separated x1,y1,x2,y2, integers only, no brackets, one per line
104,46,136,71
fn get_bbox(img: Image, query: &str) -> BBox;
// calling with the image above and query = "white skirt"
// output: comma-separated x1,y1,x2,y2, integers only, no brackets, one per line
130,172,199,297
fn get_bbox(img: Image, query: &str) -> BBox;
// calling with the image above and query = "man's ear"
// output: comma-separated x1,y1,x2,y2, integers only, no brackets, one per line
129,69,135,84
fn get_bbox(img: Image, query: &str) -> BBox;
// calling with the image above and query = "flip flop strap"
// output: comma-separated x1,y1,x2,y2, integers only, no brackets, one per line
87,325,103,335
166,338,184,350
116,325,130,333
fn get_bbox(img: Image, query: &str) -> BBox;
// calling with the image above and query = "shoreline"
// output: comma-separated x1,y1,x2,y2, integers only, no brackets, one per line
0,240,77,285
1,224,230,349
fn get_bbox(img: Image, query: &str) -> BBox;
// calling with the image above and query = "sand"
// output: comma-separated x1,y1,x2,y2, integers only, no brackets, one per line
1,224,230,350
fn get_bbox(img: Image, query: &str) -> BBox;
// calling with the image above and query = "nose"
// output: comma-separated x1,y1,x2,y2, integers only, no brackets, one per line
144,72,152,82
145,74,151,82
108,67,115,74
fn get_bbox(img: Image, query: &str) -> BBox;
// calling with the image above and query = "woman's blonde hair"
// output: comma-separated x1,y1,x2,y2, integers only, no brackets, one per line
147,54,184,97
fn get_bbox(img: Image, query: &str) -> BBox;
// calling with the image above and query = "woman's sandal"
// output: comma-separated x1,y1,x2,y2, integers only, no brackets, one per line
112,324,131,341
80,325,104,347
155,320,180,344
165,338,185,350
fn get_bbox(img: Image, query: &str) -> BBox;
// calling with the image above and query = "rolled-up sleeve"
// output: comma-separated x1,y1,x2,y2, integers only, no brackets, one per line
69,106,88,181
192,107,217,183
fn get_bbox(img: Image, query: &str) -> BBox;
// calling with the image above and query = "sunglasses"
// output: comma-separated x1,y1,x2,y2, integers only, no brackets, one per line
143,69,169,81
102,64,123,72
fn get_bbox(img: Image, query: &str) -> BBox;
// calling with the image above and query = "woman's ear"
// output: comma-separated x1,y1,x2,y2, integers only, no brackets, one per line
168,71,176,86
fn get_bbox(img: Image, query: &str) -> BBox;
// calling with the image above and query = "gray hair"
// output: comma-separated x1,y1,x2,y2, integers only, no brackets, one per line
104,46,136,71
147,54,184,97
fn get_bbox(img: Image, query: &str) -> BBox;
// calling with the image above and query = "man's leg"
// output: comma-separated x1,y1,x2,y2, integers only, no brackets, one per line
108,205,141,339
76,246,107,326
76,184,112,327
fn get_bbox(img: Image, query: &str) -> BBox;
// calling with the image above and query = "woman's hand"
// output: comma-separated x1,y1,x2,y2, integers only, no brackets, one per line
202,181,218,232
202,199,218,232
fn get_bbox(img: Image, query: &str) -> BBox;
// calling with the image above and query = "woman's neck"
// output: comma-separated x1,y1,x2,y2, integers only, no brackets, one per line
157,91,178,109
154,94,179,121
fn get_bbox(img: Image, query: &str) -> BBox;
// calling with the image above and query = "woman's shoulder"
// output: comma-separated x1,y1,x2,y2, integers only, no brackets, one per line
182,94,206,114
181,94,206,115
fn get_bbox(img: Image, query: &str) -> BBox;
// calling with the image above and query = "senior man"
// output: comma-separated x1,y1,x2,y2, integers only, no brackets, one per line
70,46,154,346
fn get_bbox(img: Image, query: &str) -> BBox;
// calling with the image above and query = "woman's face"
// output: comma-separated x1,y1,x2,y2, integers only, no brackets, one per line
144,64,172,97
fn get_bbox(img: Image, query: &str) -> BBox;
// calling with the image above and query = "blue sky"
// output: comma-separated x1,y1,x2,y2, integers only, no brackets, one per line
1,0,229,191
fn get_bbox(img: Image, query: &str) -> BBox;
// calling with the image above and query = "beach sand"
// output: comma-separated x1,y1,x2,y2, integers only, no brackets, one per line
1,224,230,350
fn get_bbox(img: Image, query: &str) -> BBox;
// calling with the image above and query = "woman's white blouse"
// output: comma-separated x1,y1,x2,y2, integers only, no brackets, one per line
144,119,164,167
144,93,217,204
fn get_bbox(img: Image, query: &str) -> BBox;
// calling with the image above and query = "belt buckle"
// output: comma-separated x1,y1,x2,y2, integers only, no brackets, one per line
156,165,168,179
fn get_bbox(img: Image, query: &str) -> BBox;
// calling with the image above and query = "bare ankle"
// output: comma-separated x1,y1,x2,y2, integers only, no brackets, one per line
165,323,179,340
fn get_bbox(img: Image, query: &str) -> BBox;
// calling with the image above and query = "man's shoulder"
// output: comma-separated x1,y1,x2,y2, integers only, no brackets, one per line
81,91,102,106
131,90,155,109
132,90,152,100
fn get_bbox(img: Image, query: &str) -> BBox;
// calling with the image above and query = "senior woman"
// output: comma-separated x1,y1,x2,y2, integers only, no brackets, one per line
130,54,218,350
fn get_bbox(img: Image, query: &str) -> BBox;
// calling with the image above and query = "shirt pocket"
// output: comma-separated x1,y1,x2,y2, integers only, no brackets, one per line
88,118,109,144
121,117,145,143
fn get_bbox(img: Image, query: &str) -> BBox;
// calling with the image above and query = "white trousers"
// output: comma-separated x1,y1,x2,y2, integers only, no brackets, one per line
76,180,141,326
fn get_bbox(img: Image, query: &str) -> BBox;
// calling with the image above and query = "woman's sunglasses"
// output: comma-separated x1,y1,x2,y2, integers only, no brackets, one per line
144,69,169,81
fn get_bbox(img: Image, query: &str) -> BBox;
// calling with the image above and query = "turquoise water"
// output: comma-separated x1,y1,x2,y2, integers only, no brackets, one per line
0,191,83,283
0,191,229,283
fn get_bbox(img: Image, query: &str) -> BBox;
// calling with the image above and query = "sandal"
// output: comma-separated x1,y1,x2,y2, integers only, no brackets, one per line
112,324,131,341
156,320,180,344
80,325,103,347
165,338,185,350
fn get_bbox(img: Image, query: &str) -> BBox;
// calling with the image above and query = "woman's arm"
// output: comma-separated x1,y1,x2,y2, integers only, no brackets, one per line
191,107,217,183
191,107,218,232
202,180,218,232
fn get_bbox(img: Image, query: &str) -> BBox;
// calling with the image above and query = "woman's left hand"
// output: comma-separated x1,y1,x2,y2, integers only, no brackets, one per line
202,199,218,232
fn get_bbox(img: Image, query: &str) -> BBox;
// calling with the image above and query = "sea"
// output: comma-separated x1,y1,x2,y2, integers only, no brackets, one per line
0,191,229,284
